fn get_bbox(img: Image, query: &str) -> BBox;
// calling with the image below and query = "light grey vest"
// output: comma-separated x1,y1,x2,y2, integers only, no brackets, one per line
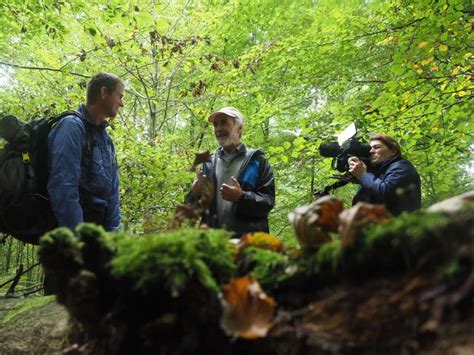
215,149,246,230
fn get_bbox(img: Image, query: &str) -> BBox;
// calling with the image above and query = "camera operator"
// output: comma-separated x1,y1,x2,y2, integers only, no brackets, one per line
348,133,421,216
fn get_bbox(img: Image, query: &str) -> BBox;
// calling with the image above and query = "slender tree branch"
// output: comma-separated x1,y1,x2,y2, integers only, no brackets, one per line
59,46,99,70
292,17,426,51
135,64,156,122
0,61,89,78
394,95,473,121
0,262,41,289
23,285,44,297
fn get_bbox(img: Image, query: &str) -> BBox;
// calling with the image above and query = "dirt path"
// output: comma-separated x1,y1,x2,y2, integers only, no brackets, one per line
0,298,69,354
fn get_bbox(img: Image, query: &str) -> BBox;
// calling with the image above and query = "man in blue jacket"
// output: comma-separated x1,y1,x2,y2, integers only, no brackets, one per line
348,133,421,216
48,73,124,232
190,106,275,236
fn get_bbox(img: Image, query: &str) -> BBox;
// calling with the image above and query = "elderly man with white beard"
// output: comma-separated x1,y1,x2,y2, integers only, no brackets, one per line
189,106,275,237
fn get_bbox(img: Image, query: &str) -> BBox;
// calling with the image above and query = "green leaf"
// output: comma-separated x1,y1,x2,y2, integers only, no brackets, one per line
391,65,405,75
136,12,154,27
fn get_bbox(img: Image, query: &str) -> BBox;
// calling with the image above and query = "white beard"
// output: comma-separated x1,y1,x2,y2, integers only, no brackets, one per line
217,129,240,148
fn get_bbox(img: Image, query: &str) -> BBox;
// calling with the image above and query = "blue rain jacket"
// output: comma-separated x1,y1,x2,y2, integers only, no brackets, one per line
353,156,421,216
47,105,121,231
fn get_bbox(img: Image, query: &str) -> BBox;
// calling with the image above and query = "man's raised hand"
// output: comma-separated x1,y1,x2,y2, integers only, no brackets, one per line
220,176,243,202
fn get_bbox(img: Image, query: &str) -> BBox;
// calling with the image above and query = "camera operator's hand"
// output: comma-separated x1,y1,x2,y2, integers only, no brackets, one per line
348,156,367,179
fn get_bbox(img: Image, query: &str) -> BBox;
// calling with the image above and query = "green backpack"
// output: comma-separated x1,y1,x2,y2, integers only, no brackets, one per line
0,111,84,244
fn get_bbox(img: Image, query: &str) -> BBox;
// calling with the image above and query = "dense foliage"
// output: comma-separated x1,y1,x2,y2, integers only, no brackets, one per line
0,0,472,254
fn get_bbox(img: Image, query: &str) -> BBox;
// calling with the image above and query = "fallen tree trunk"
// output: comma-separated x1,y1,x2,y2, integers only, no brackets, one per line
30,194,473,354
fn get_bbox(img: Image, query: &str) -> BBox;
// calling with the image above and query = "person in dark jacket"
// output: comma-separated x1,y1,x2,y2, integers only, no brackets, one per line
190,106,275,236
348,133,421,216
47,73,124,231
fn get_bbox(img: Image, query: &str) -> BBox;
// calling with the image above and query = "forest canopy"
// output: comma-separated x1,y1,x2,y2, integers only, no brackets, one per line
0,0,472,242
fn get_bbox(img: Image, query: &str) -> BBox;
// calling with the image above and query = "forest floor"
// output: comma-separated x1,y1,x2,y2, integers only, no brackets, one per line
0,297,69,354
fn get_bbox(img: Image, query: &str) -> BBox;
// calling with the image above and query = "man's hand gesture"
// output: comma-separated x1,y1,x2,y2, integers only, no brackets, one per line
220,176,243,202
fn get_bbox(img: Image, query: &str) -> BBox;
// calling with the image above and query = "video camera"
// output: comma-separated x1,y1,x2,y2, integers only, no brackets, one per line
314,123,371,197
318,123,371,172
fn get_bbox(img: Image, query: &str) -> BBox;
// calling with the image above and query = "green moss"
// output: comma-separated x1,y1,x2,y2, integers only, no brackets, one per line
75,223,118,276
314,240,342,272
344,210,456,275
361,210,450,245
239,247,291,291
1,296,55,324
38,227,84,271
277,208,473,291
288,240,343,287
40,227,81,248
76,223,115,252
36,207,471,306
440,258,461,279
110,228,236,296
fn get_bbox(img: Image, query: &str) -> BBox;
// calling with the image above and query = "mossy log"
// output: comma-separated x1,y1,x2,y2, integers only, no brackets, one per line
39,226,235,354
37,200,474,354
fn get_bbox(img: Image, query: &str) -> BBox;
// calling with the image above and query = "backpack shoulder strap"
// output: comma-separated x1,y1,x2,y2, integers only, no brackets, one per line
51,110,93,147
50,110,95,182
76,115,96,184
48,110,82,128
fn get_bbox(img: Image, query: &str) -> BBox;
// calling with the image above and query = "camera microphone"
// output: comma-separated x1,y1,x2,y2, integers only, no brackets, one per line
318,141,340,157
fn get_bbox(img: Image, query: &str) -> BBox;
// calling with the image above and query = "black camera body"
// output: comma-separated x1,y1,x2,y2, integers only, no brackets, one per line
319,136,371,172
